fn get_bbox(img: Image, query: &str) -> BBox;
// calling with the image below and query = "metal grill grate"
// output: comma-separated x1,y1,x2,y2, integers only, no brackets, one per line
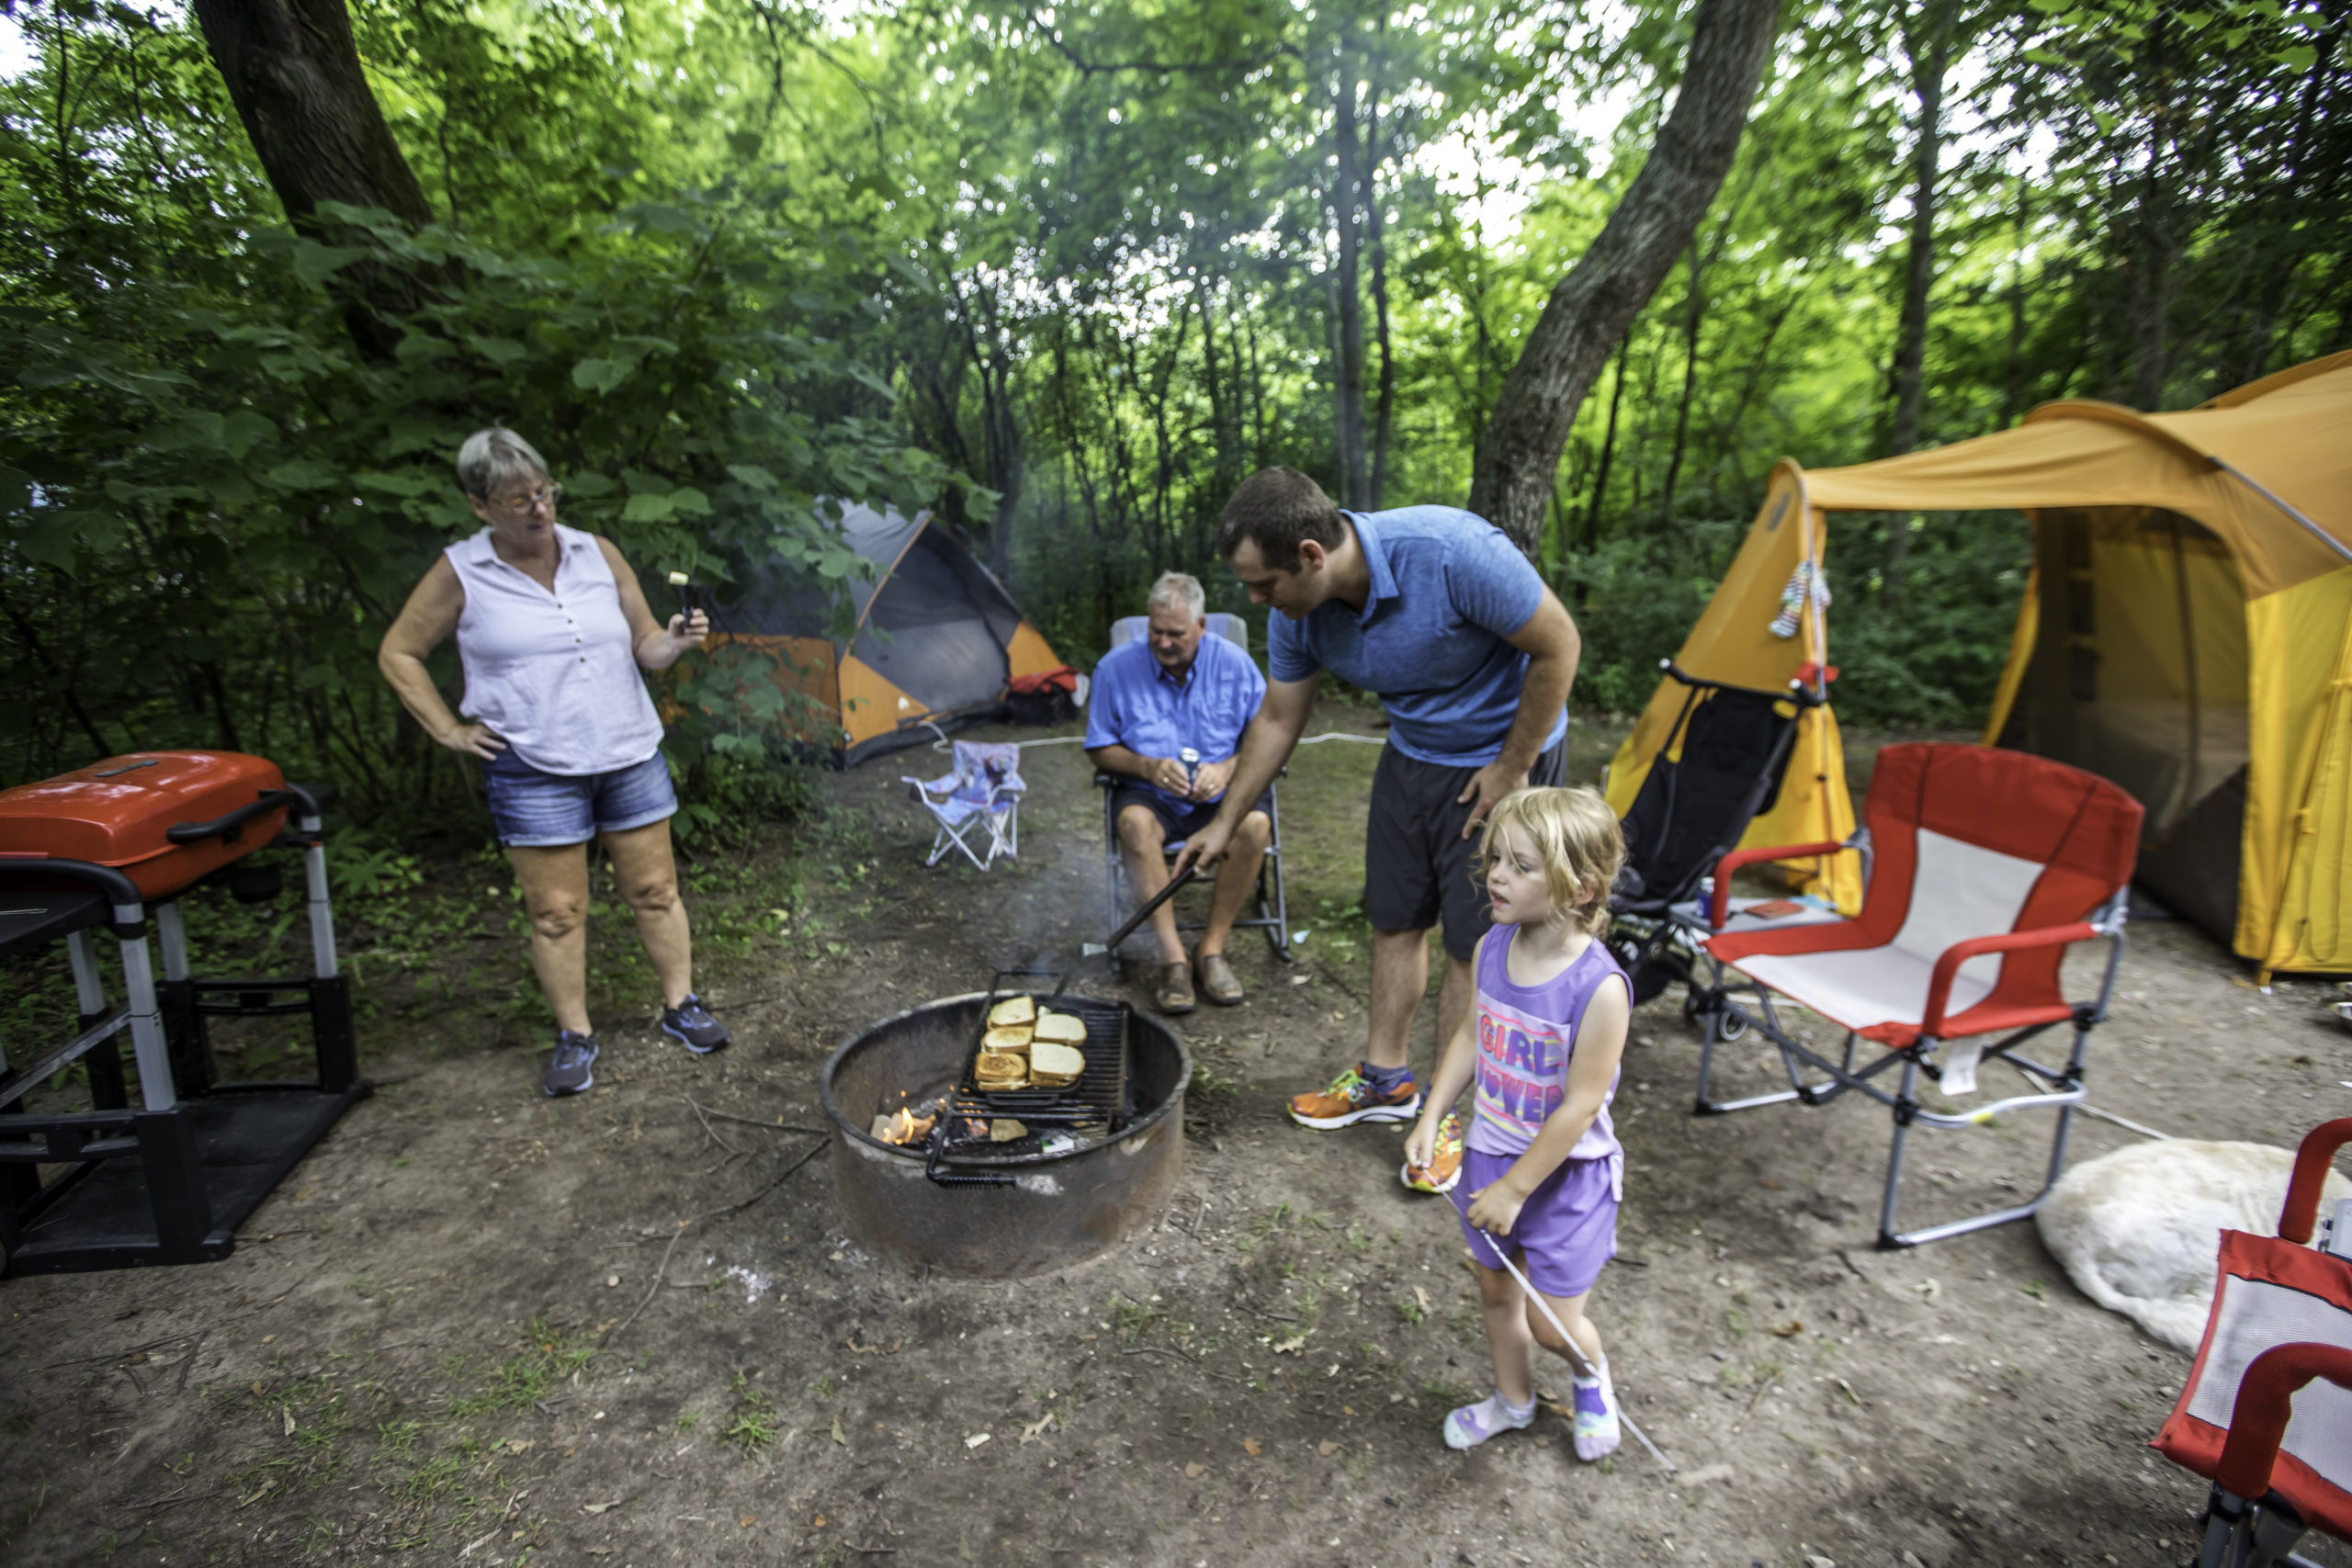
925,974,1131,1182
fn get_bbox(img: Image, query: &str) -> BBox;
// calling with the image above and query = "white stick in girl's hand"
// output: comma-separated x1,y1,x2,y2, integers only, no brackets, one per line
665,570,698,622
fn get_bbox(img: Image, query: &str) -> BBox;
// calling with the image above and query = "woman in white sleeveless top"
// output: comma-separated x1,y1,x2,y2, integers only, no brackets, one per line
379,428,731,1099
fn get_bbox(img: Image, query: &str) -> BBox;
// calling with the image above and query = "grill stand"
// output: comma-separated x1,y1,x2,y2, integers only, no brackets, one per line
0,784,369,1275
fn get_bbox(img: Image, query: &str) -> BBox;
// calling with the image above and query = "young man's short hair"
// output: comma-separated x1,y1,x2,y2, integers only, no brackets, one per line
1216,467,1345,573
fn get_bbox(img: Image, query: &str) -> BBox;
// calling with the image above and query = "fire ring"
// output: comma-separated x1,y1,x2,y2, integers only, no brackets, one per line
819,990,1190,1277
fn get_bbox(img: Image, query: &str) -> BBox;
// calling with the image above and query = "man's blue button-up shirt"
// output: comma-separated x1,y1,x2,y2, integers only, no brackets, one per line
1085,632,1268,807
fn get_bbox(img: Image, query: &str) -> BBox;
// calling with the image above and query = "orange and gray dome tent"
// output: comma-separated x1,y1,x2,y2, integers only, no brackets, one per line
1604,350,2352,978
717,502,1065,767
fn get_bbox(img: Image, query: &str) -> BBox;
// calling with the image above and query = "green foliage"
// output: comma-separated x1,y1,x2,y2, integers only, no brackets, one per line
0,3,943,820
5,0,2348,826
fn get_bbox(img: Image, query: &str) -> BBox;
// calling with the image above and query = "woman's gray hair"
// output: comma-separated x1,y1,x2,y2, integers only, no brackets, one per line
456,427,550,500
1147,571,1205,621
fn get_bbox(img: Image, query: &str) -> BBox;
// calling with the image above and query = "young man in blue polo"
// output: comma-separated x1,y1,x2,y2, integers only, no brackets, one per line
1087,571,1274,1014
1174,469,1582,1194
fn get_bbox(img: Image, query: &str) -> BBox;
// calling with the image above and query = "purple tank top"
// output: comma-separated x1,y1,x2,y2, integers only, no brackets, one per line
1466,930,1629,1161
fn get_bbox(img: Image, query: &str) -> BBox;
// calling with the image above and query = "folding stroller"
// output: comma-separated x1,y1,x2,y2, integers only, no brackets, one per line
1607,660,1830,1011
904,740,1024,870
1694,742,2142,1248
2156,1118,2352,1568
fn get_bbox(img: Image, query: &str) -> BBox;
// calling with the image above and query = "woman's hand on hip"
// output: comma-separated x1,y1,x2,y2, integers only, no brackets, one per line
439,723,507,761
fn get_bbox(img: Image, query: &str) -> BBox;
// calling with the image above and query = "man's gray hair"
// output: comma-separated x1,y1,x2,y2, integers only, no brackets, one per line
1147,571,1205,621
456,427,550,499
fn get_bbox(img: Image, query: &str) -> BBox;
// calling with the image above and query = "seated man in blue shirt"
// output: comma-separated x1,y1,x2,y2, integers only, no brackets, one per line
1173,468,1582,1196
1086,571,1274,1015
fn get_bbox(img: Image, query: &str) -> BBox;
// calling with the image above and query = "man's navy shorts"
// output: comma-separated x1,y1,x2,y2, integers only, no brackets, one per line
1110,783,1274,847
1364,739,1567,960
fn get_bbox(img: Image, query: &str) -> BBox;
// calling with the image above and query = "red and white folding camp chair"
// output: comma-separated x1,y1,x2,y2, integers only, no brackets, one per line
2156,1119,2352,1568
1694,742,2143,1248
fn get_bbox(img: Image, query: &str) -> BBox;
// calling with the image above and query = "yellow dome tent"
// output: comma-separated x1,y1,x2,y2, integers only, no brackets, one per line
1604,351,2352,977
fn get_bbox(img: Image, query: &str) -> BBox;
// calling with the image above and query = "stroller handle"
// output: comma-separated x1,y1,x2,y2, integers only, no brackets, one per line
2279,1117,2352,1243
1657,659,1828,709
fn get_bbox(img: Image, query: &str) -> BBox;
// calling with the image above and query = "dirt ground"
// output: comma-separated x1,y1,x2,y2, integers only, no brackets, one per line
4,704,2350,1568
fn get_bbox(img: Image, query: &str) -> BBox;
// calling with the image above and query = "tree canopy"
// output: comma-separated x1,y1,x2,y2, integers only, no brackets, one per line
3,0,2345,821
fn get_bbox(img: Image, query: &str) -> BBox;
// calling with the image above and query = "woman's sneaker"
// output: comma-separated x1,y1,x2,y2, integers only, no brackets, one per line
545,1030,598,1097
661,993,730,1055
1400,1111,1464,1194
1571,1359,1622,1461
1442,1391,1536,1450
1287,1065,1420,1130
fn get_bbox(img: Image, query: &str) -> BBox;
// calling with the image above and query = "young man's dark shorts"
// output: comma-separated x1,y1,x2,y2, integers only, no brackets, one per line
1110,783,1275,847
1364,739,1567,960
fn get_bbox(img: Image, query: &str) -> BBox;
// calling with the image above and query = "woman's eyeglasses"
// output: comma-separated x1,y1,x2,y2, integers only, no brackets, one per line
484,482,561,514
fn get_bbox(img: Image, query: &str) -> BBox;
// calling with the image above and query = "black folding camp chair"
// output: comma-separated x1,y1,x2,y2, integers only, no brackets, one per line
1606,660,1829,1018
1094,615,1292,979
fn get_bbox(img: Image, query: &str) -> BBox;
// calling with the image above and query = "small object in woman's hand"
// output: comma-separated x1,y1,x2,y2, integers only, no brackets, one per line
665,570,697,619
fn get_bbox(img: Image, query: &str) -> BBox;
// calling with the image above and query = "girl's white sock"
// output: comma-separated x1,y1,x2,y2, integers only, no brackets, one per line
1442,1390,1537,1450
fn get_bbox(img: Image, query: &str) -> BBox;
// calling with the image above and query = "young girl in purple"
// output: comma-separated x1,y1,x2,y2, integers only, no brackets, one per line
1403,785,1631,1461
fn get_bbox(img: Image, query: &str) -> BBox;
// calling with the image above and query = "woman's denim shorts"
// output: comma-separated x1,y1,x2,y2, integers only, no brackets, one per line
483,749,677,848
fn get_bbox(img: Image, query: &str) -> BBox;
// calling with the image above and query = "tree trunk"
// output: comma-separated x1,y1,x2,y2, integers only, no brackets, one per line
2128,17,2178,410
1883,0,1956,605
192,0,443,356
1331,43,1370,510
1367,62,1396,511
1577,334,1632,609
1465,0,1781,552
1656,239,1706,532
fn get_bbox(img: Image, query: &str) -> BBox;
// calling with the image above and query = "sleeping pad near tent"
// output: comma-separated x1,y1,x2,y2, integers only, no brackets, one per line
1605,350,2352,977
714,502,1065,766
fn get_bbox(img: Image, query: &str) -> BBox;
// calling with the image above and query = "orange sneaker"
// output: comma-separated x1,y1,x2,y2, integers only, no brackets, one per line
1288,1065,1421,1130
1400,1111,1464,1194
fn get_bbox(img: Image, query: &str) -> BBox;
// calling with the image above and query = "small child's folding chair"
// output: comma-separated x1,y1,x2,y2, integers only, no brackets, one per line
1695,742,2143,1248
903,740,1024,871
2156,1118,2352,1568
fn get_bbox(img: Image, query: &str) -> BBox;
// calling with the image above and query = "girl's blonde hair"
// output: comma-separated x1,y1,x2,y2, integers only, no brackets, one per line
1473,785,1626,936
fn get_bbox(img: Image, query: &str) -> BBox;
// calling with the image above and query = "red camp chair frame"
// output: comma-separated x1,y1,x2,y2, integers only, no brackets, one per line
1685,743,2142,1249
2156,1119,2352,1568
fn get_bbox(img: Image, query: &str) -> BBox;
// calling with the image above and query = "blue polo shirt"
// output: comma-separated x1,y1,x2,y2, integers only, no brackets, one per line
1266,506,1566,767
1085,633,1268,807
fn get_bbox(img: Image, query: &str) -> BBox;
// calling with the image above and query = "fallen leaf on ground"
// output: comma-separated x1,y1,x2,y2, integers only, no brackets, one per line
1317,1439,1340,1457
740,1517,755,1528
1412,1286,1431,1314
1771,1320,1804,1337
282,1408,296,1437
1020,1412,1056,1443
1272,1334,1306,1354
1184,1462,1208,1479
582,1500,622,1516
1341,1405,1355,1416
237,1478,279,1508
812,1515,828,1529
1242,1438,1262,1457
966,1431,992,1449
831,1416,847,1447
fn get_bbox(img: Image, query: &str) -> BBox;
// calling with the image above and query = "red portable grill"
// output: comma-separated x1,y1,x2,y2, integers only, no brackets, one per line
0,751,367,1275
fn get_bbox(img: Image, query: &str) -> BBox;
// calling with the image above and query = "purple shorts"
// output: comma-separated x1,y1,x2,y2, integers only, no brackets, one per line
1457,1148,1620,1298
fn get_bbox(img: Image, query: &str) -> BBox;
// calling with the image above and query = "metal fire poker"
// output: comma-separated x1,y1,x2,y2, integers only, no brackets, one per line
1442,1184,1678,1474
1081,863,1199,957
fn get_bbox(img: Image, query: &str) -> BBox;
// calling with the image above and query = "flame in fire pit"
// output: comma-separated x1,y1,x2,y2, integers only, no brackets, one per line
876,1107,935,1145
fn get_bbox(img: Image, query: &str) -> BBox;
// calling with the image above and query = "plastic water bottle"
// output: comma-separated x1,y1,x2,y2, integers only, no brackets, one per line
1179,747,1200,793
